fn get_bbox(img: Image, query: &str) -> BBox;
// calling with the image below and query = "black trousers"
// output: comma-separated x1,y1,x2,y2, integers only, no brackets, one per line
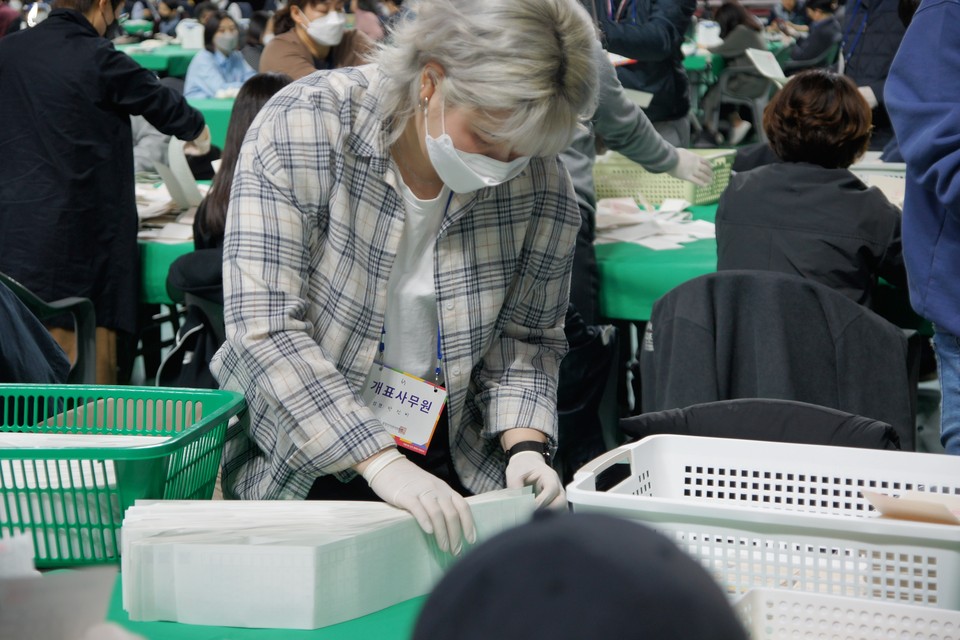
306,408,472,500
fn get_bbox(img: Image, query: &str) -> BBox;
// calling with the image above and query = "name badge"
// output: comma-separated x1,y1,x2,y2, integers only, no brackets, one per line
361,363,447,455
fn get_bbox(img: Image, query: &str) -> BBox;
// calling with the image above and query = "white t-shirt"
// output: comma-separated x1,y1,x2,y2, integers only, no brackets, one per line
380,178,448,381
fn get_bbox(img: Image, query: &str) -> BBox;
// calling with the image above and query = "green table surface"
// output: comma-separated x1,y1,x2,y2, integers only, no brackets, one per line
107,573,426,639
187,98,235,150
122,20,154,35
117,43,198,78
595,204,717,322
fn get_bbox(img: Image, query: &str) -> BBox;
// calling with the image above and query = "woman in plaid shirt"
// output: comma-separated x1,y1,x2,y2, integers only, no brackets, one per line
213,0,600,555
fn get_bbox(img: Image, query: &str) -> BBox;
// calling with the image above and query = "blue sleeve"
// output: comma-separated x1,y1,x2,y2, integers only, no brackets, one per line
597,0,696,62
885,0,960,209
184,52,221,99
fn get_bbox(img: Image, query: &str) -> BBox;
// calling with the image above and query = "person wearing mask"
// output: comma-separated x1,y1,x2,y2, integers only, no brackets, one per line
885,0,960,453
0,0,209,384
241,9,272,69
259,0,370,80
184,11,256,98
716,69,905,308
592,0,697,147
215,0,598,555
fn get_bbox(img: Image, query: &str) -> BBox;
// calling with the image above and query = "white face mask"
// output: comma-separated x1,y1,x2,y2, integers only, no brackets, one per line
10,0,22,11
423,95,529,194
213,32,239,54
262,33,274,45
304,10,345,46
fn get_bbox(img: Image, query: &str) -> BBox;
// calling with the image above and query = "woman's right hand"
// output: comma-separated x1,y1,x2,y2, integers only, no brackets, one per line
359,449,477,555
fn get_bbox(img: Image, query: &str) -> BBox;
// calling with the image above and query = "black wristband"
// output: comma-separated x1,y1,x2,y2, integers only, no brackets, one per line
505,440,551,465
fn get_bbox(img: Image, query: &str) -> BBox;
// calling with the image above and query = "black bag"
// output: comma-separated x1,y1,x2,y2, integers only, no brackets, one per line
156,303,220,389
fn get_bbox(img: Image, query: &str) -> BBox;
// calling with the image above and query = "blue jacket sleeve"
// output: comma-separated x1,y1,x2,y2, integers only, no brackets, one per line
885,0,960,210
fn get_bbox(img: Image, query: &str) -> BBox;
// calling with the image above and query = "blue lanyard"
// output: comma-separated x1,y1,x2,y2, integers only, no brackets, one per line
842,0,868,64
378,327,444,384
606,0,630,21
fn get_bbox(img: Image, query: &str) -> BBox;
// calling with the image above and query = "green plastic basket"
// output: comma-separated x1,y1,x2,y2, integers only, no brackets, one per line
0,384,245,567
593,148,736,206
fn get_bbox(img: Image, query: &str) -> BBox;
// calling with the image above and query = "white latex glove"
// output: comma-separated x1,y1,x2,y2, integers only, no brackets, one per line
362,449,477,555
505,451,567,509
667,148,713,187
858,85,879,109
182,124,211,156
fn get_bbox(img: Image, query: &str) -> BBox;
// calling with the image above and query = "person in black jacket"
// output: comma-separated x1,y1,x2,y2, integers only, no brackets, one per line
0,0,209,383
788,0,841,68
716,69,905,308
840,0,905,150
592,0,697,147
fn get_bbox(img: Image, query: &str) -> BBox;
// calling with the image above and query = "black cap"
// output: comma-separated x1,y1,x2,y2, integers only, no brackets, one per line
413,511,748,640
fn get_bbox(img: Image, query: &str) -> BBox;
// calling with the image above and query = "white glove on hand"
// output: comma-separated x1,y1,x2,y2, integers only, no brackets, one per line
362,449,477,555
858,85,879,109
505,451,567,510
182,124,211,156
666,148,713,187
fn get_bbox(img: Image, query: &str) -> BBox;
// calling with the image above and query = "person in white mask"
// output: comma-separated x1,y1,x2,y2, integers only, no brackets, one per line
259,0,371,79
183,11,255,99
216,0,598,556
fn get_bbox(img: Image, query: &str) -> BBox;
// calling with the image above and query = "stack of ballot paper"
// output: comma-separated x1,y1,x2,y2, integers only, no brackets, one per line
0,432,171,561
595,197,715,249
121,490,537,630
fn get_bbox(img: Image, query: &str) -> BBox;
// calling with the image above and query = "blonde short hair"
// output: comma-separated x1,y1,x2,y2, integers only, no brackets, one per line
372,0,599,157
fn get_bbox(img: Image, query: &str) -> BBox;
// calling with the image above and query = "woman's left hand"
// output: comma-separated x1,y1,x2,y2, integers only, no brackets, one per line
505,451,567,509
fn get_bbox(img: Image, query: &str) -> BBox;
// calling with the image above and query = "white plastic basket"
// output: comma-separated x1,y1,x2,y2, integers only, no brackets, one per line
567,435,960,608
735,588,960,639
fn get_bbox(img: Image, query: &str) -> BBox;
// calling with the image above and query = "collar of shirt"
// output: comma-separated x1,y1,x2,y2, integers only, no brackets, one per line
213,49,235,71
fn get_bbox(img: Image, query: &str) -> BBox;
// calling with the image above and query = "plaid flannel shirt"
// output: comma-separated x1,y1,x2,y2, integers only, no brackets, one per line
212,65,579,499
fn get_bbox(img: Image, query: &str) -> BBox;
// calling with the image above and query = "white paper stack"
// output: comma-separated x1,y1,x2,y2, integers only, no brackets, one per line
0,433,166,562
121,490,536,629
595,197,715,249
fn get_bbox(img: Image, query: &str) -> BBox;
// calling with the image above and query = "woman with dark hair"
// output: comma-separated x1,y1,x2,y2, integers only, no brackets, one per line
193,72,293,249
787,0,840,66
259,0,370,79
241,9,273,69
716,69,906,307
699,0,766,144
155,0,182,35
184,11,255,98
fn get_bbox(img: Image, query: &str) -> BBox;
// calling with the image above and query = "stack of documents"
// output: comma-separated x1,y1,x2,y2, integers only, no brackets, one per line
122,490,536,629
595,197,715,249
0,432,169,561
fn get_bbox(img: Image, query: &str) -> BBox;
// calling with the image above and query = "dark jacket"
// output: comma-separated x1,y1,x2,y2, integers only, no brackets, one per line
885,0,960,338
594,0,697,123
840,0,905,148
639,270,915,449
715,162,905,307
0,10,204,334
790,16,841,64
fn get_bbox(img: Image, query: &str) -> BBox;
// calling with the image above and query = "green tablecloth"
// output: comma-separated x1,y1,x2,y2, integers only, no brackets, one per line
139,241,194,305
595,204,717,322
187,98,235,150
108,573,425,639
122,20,154,35
117,43,198,78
